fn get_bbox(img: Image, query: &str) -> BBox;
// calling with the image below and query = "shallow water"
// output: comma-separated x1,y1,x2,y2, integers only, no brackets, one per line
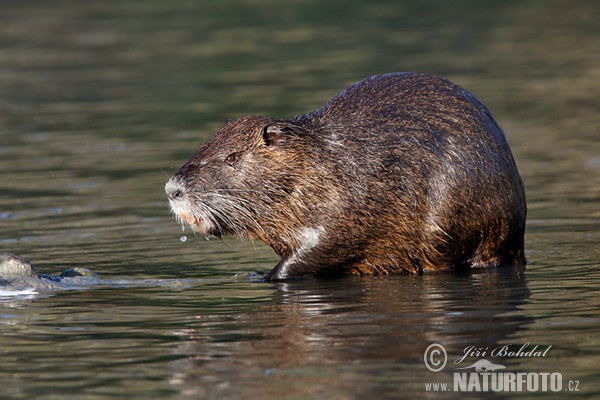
1,1,599,399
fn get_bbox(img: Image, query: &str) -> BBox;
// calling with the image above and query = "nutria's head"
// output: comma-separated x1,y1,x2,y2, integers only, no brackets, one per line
165,116,316,255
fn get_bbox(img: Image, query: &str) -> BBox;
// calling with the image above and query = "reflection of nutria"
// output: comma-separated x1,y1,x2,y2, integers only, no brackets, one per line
165,73,526,281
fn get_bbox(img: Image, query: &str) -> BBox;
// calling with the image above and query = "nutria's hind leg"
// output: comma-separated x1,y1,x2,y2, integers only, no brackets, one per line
464,228,526,269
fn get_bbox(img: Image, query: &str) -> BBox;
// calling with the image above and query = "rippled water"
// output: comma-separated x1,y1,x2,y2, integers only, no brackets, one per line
1,1,599,399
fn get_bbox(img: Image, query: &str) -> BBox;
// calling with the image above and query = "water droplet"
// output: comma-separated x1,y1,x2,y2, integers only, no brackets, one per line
180,235,187,242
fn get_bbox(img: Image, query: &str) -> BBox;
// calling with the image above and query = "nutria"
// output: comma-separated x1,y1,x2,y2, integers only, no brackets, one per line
165,72,526,281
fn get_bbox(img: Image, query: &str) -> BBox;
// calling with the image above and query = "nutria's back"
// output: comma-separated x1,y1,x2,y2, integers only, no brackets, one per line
166,73,526,281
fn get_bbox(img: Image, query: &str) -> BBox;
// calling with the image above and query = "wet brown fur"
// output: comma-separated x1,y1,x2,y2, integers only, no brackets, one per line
166,73,526,280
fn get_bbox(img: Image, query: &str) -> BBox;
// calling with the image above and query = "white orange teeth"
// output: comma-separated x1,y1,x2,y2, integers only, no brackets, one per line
182,213,199,226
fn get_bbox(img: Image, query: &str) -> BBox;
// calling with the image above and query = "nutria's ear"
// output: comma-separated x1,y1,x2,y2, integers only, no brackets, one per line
263,124,289,149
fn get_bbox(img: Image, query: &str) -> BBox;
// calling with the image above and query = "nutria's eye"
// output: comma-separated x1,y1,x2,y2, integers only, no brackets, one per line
225,153,237,164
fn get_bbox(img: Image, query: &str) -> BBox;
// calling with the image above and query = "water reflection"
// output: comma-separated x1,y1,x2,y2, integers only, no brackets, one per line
169,267,530,397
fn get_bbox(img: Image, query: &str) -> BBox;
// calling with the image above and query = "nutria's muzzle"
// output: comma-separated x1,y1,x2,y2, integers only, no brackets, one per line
165,178,206,233
165,178,185,202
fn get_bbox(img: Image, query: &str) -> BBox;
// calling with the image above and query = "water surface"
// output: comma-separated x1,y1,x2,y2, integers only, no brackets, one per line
1,1,599,399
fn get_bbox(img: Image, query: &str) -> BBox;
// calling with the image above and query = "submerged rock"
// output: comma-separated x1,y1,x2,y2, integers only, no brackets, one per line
0,253,97,291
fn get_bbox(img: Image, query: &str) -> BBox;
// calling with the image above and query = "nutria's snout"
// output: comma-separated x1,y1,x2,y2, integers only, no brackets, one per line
165,177,206,233
165,177,186,219
165,179,184,202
